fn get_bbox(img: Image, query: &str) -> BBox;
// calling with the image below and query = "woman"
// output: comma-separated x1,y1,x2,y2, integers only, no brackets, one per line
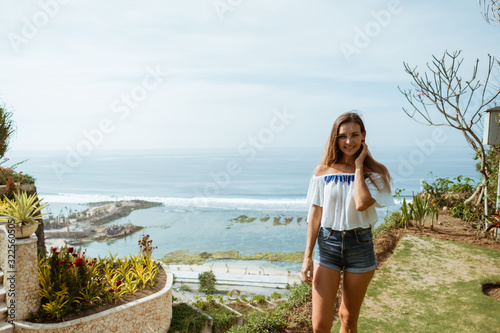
301,112,393,333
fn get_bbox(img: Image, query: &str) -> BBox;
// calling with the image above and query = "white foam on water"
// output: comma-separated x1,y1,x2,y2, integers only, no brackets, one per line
42,193,309,211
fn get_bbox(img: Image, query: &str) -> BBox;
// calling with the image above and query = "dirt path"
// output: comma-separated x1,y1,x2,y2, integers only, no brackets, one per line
374,212,500,267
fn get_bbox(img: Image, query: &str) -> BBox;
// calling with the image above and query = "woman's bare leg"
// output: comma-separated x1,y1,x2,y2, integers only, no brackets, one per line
338,270,375,333
312,263,341,333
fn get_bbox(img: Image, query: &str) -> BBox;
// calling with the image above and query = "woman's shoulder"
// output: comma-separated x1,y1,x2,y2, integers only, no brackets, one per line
312,163,354,177
313,164,330,177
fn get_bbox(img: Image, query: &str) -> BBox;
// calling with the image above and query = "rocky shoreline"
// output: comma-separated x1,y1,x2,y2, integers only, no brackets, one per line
44,200,162,249
84,200,162,226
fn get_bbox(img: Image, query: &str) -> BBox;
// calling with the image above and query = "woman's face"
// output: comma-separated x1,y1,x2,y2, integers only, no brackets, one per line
337,121,366,158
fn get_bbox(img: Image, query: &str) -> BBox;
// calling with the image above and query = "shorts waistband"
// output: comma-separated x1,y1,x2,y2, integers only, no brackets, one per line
322,227,371,236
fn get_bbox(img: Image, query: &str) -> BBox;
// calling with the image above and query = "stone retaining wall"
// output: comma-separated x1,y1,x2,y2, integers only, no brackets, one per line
13,265,173,333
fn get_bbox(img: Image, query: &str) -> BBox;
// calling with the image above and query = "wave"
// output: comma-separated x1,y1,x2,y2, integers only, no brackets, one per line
41,193,309,211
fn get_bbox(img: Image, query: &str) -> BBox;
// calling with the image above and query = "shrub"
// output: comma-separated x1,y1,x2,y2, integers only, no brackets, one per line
178,285,192,292
31,246,98,320
228,282,311,332
451,202,484,224
0,159,35,186
251,295,266,304
228,312,286,333
168,303,209,333
194,296,239,333
29,246,160,322
421,175,452,206
198,270,217,294
374,211,403,238
450,175,475,194
270,292,283,300
281,281,311,309
0,106,14,159
421,174,476,208
388,193,440,230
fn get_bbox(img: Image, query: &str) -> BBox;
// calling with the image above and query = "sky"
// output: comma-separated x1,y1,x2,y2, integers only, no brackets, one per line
0,0,499,153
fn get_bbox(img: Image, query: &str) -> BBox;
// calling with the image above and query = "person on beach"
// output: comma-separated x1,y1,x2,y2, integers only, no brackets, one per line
301,112,393,333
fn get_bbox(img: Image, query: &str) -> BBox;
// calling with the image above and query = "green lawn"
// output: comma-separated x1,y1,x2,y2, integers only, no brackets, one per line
333,235,500,333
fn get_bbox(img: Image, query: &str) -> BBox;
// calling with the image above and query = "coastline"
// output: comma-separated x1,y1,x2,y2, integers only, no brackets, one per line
43,198,305,301
44,200,161,251
62,200,162,226
167,261,301,301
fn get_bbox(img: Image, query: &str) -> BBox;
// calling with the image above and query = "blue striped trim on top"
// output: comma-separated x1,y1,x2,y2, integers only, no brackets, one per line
324,174,355,185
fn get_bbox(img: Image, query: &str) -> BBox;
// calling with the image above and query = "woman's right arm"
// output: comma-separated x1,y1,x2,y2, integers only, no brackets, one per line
301,204,322,286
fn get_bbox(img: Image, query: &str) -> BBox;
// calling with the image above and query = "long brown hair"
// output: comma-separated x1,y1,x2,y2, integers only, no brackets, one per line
321,111,391,191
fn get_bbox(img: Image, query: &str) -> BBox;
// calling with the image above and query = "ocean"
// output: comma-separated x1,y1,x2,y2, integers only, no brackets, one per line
6,145,478,264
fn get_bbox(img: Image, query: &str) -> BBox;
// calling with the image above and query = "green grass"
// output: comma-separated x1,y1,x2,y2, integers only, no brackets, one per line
333,235,500,332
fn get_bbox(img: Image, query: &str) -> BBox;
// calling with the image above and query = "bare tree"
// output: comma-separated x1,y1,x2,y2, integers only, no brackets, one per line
399,50,500,208
479,0,500,25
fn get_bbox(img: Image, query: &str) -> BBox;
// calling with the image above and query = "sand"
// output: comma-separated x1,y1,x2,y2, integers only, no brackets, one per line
169,262,301,302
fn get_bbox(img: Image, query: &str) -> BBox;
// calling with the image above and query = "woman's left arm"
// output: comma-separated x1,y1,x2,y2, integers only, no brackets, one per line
354,143,376,211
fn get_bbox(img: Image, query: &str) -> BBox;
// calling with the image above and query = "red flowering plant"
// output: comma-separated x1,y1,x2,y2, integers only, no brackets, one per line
0,158,35,186
31,245,101,321
30,239,161,322
45,246,93,307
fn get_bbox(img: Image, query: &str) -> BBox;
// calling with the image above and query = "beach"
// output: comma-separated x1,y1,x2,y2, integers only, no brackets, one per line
169,261,301,302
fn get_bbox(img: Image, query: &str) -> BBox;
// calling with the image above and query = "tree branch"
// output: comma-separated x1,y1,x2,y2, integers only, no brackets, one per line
400,50,500,211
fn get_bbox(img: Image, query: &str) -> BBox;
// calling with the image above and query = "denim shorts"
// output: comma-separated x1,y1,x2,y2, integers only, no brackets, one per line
314,226,377,273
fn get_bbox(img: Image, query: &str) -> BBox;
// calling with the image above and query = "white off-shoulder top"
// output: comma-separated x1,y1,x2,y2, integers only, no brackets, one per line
306,173,394,230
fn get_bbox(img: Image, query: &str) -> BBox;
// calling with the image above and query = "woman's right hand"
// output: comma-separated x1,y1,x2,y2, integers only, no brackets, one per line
301,257,314,286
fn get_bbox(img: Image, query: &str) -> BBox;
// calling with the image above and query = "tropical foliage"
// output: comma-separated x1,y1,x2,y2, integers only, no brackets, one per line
28,245,161,322
0,191,49,225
